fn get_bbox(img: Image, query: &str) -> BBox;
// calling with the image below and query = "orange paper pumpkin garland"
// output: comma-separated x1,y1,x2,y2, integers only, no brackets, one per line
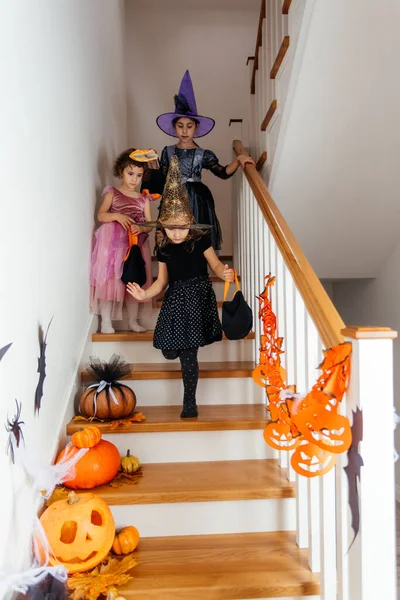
254,274,352,477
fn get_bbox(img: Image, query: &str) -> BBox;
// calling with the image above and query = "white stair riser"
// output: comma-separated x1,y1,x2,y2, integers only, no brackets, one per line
114,378,263,406
102,430,276,463
111,497,295,537
92,339,254,363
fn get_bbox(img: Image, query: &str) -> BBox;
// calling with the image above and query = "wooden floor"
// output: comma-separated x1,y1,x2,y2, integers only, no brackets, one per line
118,531,320,599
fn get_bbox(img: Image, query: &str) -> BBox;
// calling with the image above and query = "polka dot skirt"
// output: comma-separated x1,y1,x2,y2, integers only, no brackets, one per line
153,276,223,350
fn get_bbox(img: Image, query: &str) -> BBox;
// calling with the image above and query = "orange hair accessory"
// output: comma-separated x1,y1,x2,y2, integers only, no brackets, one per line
129,148,158,162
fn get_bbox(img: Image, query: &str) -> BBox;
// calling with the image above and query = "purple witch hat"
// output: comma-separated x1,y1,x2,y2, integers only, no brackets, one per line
156,70,215,138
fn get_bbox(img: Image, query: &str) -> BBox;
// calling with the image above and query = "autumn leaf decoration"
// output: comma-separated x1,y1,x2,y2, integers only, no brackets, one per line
67,555,137,600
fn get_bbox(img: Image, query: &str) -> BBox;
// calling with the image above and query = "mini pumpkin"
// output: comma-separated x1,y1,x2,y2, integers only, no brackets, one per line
112,525,140,555
56,439,120,489
120,450,141,474
71,425,102,448
39,491,115,574
79,355,136,420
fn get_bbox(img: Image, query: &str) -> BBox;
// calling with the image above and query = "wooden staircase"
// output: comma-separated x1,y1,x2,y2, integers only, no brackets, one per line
66,264,320,598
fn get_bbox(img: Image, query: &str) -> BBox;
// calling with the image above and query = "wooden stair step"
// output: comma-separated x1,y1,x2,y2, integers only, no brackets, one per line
92,459,294,505
67,403,268,435
92,330,255,342
118,531,319,599
81,361,255,381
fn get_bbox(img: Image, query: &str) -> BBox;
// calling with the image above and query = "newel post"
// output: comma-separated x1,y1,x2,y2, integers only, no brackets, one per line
338,327,397,600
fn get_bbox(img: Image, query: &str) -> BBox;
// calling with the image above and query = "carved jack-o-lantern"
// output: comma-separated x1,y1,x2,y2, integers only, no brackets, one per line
293,405,352,454
263,421,301,451
291,442,336,477
40,492,115,574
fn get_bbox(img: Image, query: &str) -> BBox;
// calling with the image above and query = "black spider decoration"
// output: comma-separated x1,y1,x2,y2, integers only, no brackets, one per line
6,399,25,464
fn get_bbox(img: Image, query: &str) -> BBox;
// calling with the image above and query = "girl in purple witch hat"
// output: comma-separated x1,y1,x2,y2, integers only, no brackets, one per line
156,70,254,251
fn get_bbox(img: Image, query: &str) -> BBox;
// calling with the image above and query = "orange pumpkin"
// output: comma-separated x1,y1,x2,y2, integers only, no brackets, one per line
291,442,336,477
263,421,301,451
112,525,140,555
39,491,115,574
71,425,102,448
79,384,136,420
56,440,120,489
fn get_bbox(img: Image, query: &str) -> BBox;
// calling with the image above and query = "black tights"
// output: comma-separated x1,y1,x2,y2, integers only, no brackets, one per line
162,348,199,416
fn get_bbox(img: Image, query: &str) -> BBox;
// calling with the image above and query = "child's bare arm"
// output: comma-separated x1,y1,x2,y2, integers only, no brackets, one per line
131,199,152,235
204,247,234,282
126,262,168,301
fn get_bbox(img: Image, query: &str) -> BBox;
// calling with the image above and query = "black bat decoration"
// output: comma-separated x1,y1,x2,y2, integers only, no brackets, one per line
5,399,25,464
34,317,53,415
344,407,364,551
0,342,12,362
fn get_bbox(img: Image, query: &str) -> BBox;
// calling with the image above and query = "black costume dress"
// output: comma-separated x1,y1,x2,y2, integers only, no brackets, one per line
153,235,222,350
158,146,234,251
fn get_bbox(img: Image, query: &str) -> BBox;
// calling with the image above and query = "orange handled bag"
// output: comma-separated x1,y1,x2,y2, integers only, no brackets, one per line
121,230,147,286
221,270,253,340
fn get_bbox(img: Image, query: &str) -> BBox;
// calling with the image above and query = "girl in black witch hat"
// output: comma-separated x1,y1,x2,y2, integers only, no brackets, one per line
156,70,255,252
126,155,235,419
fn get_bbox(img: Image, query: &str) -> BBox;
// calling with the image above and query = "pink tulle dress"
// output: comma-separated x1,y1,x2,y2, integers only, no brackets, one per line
90,186,153,320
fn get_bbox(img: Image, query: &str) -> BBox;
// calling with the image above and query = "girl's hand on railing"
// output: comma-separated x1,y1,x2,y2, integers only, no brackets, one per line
238,155,256,169
221,265,235,282
126,282,148,301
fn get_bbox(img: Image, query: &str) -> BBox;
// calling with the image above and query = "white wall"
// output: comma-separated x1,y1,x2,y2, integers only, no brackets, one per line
330,247,400,483
125,0,259,256
0,0,127,581
269,0,400,280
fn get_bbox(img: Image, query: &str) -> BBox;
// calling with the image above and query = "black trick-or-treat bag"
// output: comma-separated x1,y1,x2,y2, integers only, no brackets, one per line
121,230,147,286
222,270,253,340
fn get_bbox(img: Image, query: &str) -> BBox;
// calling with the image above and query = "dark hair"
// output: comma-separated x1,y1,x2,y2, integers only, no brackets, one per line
155,227,204,256
172,116,199,128
112,148,148,179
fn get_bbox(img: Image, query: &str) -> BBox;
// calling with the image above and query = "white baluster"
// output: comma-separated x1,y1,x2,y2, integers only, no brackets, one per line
275,252,288,470
306,315,321,572
320,466,337,600
284,269,296,482
294,289,309,548
341,328,397,600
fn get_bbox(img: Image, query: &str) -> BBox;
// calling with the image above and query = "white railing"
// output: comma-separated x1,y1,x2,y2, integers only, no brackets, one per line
247,0,311,180
233,143,397,600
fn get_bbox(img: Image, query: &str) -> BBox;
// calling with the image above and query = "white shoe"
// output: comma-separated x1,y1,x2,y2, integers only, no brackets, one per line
129,321,146,333
101,321,115,334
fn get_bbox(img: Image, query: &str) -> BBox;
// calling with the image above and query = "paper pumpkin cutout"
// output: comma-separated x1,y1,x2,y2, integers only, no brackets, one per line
291,442,337,477
254,274,352,478
263,421,302,451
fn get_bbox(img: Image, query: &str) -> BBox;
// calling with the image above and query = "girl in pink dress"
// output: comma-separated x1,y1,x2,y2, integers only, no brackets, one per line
90,148,158,333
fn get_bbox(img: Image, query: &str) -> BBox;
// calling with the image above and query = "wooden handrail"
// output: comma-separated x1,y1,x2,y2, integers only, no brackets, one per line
233,140,345,348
